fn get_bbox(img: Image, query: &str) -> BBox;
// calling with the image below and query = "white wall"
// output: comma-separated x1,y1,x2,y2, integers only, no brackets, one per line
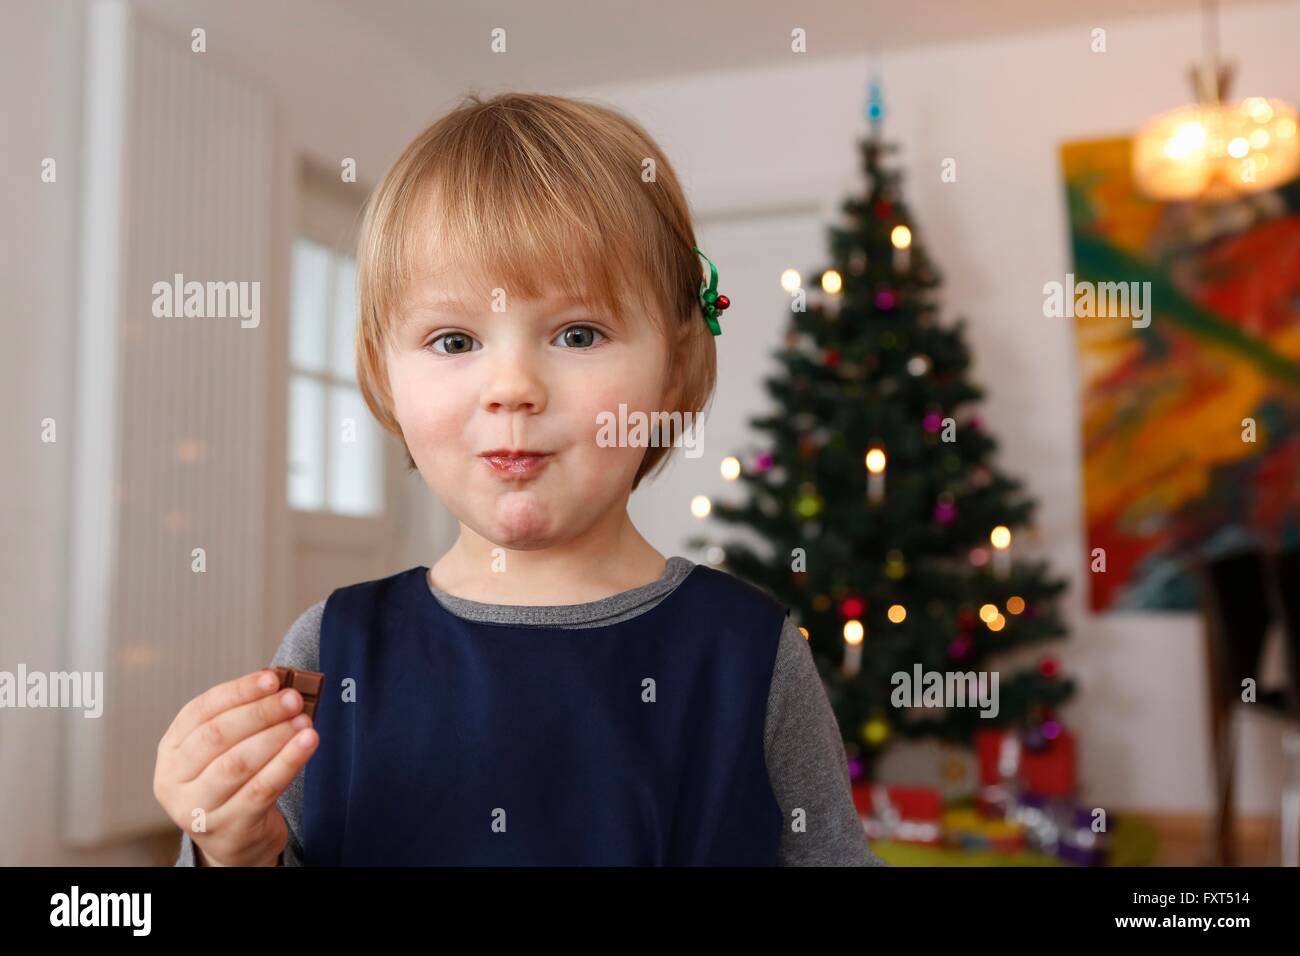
0,0,102,866
1,0,460,866
568,0,1300,816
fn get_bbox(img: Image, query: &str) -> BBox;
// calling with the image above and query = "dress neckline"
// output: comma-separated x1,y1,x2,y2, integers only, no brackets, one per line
416,556,699,628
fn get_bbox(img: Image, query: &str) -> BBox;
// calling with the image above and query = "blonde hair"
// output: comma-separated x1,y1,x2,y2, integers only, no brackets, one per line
354,91,717,491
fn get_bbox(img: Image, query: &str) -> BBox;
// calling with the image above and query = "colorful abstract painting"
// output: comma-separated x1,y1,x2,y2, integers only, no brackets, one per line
1060,137,1300,611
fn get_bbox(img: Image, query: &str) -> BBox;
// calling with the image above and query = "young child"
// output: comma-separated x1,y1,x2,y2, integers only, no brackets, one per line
157,92,885,867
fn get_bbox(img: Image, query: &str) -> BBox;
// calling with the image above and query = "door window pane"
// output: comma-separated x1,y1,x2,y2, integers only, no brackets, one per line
332,256,357,382
328,384,382,516
288,229,384,517
290,238,331,372
288,374,325,511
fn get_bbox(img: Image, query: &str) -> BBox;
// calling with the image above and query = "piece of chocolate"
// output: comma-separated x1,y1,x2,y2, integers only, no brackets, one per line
274,666,324,720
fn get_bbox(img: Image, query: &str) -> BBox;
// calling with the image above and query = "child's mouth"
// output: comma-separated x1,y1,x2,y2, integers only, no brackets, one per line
480,451,552,479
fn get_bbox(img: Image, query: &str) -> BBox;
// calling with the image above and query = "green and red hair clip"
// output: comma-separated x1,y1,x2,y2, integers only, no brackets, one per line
693,246,730,335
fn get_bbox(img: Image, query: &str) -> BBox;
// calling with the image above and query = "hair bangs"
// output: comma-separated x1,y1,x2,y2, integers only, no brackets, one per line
375,111,670,341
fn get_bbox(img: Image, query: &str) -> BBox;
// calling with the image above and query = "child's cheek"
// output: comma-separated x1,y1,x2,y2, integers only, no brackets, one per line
582,386,619,447
391,373,466,460
582,385,648,453
580,384,666,482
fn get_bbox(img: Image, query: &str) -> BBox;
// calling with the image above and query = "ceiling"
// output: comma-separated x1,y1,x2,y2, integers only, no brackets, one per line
345,0,1271,92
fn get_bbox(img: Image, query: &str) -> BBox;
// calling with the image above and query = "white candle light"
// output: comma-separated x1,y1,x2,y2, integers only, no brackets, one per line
865,447,887,504
842,619,864,676
991,525,1012,579
891,225,912,272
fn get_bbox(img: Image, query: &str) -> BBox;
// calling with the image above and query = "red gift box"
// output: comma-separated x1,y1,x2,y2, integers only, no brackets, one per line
853,783,942,820
975,728,1076,798
853,782,944,844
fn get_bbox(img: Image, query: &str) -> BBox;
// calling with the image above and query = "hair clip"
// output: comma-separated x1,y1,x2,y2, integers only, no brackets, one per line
693,246,730,335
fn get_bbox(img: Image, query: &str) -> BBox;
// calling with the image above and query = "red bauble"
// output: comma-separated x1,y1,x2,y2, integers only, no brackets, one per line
823,348,841,368
874,199,893,219
1040,658,1059,679
716,294,730,310
840,596,865,618
958,610,977,630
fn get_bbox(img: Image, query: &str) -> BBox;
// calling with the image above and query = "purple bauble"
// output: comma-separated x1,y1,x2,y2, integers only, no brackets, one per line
922,413,943,433
947,634,973,659
755,452,774,472
934,500,957,524
875,289,897,310
1041,719,1062,741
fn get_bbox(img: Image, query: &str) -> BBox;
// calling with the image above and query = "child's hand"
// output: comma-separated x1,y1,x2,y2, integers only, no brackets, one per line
154,669,318,867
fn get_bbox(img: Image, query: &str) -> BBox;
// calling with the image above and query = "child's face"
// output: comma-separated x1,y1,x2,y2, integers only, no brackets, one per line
386,268,678,551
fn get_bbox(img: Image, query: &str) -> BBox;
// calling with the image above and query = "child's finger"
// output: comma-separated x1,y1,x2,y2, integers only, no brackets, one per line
163,669,281,751
173,686,306,782
224,726,319,818
188,714,312,811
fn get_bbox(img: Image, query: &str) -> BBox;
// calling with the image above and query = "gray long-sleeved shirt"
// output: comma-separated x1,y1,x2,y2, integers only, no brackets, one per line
174,556,886,866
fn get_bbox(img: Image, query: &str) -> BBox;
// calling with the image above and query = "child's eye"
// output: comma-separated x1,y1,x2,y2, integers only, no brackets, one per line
553,325,606,349
428,332,480,355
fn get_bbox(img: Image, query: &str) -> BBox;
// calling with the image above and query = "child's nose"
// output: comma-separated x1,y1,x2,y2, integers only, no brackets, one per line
481,350,547,413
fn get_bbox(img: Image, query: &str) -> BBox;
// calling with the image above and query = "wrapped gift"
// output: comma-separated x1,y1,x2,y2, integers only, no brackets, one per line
974,728,1023,818
942,807,1027,853
974,727,1015,788
1022,730,1076,798
854,783,943,845
1012,795,1109,866
1056,804,1108,866
974,727,1077,799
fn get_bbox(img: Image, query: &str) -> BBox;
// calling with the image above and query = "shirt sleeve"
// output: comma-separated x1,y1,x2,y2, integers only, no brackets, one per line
764,616,889,866
173,601,325,867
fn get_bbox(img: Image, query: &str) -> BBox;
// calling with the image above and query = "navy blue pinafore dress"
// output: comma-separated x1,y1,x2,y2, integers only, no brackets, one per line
301,563,789,865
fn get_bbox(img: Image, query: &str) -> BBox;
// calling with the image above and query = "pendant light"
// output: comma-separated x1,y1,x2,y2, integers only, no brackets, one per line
1132,0,1299,202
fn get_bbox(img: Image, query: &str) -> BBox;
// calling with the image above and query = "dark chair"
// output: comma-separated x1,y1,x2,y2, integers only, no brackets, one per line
1198,546,1300,866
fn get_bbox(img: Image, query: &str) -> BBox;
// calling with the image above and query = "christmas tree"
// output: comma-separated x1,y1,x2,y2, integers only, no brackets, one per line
689,90,1076,777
